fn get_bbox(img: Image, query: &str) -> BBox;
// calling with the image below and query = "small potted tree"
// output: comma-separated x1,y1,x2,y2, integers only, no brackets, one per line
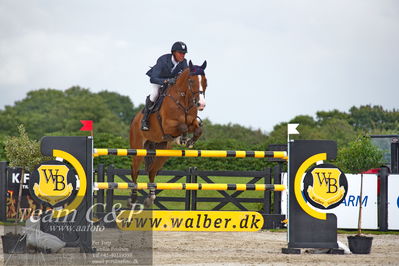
2,125,48,253
337,135,383,254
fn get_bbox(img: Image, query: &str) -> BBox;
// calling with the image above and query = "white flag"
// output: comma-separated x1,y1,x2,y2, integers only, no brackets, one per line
287,123,299,135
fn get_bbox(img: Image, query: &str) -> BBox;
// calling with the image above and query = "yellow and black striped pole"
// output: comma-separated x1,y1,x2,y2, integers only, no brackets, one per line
94,182,286,191
93,148,287,160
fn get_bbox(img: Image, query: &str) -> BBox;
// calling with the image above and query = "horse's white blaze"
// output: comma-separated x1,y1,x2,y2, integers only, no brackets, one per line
198,75,206,111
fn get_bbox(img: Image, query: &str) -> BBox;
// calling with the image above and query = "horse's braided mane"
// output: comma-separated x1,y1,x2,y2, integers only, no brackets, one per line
173,68,190,87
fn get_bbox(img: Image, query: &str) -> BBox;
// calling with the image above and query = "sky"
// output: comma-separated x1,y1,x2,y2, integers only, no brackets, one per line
0,0,398,133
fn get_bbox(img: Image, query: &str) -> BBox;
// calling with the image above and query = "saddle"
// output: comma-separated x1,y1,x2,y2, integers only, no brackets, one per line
142,84,168,114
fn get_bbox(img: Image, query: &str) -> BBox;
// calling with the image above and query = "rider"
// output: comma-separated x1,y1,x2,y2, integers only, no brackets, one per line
141,41,189,131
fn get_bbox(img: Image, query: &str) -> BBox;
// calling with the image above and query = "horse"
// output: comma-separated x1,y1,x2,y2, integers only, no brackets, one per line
129,60,208,207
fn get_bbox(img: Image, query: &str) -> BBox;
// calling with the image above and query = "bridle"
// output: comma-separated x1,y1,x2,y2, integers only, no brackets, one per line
165,73,206,121
156,63,207,140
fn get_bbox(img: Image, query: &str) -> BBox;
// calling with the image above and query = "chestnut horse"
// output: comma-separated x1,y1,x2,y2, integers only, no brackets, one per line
129,60,207,206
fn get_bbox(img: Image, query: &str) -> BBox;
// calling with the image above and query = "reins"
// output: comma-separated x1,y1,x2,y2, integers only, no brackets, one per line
165,73,200,123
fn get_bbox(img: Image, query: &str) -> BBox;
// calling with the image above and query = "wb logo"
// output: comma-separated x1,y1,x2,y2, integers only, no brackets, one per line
313,171,339,194
303,164,348,209
31,163,74,206
41,168,67,191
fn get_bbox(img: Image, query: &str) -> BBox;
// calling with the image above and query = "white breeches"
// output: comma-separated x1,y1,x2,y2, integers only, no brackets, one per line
149,84,161,102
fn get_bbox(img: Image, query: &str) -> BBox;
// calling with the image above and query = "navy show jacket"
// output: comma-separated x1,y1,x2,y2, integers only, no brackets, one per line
146,54,188,85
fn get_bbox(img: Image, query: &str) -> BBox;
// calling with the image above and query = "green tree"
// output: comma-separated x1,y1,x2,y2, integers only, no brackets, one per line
97,90,141,124
316,109,350,125
4,124,50,226
318,118,357,147
93,132,131,169
336,136,383,235
0,134,7,161
200,119,269,146
267,122,288,145
0,87,136,139
4,125,48,171
349,105,399,132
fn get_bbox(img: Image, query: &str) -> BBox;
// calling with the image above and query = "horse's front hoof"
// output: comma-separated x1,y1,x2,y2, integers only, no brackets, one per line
174,136,188,146
186,139,195,148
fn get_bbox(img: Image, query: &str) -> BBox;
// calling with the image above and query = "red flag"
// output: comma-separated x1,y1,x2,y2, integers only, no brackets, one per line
80,120,93,131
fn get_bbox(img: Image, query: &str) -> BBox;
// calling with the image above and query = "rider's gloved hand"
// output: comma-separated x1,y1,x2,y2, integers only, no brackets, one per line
165,77,176,85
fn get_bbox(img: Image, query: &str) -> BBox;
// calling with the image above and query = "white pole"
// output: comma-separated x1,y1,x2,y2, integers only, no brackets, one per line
286,123,299,243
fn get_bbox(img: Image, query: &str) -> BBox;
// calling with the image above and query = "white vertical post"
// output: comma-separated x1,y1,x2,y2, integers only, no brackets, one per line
287,123,299,243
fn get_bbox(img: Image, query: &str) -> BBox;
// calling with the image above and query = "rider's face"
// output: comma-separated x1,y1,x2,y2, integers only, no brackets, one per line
173,51,186,62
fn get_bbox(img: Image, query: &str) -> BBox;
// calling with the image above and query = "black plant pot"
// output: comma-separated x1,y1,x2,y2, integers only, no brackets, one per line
1,233,27,254
347,235,373,254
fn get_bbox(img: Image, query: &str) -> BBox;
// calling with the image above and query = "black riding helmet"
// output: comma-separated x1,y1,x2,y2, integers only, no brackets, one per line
171,41,188,53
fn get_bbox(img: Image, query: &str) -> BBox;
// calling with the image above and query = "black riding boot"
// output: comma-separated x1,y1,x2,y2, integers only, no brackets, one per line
141,96,154,131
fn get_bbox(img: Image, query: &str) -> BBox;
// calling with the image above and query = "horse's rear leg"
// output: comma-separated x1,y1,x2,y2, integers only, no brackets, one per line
130,156,144,206
143,156,170,208
129,116,145,206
